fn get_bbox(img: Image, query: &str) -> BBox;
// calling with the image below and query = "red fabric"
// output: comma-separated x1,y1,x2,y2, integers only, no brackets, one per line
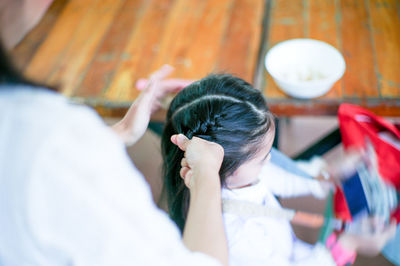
335,104,400,222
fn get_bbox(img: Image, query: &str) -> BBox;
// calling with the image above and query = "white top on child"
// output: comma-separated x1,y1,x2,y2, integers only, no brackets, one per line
222,161,335,266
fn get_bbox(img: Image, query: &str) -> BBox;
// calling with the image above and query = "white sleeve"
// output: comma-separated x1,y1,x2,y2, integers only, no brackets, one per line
26,109,220,266
260,162,328,199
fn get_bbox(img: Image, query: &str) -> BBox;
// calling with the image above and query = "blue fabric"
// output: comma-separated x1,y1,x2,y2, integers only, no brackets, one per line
382,224,400,265
270,148,312,179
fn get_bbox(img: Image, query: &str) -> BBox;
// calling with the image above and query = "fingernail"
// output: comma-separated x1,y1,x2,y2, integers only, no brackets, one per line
170,135,177,143
177,134,186,142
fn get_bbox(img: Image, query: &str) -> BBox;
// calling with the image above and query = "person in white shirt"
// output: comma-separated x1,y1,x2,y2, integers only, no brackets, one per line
161,74,397,266
0,41,229,266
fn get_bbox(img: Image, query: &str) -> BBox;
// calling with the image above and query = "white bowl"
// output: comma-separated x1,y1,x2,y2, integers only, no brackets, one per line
265,39,346,99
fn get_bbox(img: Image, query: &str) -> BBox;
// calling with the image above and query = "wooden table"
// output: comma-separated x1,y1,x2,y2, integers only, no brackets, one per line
258,0,400,116
11,0,265,119
11,0,400,119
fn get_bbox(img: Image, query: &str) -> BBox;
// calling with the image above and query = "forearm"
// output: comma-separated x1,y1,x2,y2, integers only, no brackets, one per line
264,163,323,198
111,94,150,146
111,115,138,146
183,174,229,266
111,119,131,144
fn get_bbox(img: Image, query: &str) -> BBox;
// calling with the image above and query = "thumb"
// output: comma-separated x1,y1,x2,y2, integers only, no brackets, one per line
171,134,189,151
136,78,148,91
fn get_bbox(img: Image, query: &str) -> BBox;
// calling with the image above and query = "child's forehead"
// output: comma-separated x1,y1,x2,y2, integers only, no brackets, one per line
258,130,275,153
244,130,275,159
264,127,276,143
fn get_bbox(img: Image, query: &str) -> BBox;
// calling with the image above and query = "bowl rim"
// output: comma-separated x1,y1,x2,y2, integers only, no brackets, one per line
265,38,346,85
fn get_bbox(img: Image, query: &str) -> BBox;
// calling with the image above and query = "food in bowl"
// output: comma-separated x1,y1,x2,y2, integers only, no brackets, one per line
280,66,327,82
265,39,346,99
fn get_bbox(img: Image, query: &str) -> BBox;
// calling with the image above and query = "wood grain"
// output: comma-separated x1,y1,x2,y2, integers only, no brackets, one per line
308,0,342,99
11,0,400,117
263,0,305,99
23,0,96,84
368,0,400,98
10,0,68,72
260,0,400,116
104,0,179,102
216,0,265,82
148,0,208,78
75,0,148,98
340,0,379,98
47,0,124,96
176,0,232,79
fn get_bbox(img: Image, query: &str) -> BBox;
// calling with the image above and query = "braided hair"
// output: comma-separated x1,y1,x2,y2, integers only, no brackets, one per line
161,74,274,232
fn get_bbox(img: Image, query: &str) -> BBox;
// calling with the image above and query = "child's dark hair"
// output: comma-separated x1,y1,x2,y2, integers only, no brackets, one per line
161,74,275,232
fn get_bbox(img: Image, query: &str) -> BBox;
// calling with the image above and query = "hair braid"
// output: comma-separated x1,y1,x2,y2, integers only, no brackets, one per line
161,74,275,232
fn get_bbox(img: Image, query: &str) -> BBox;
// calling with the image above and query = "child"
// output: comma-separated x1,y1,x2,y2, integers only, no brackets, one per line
161,74,393,265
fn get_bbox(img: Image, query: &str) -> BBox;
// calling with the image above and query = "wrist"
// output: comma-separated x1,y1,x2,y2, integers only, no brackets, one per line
190,171,221,197
111,119,141,146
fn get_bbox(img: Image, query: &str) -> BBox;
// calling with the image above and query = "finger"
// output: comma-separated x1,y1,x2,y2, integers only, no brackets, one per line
139,65,174,94
180,167,190,179
181,158,188,167
185,170,193,188
159,79,193,92
170,134,189,151
139,79,160,102
136,78,193,92
171,135,178,145
149,65,174,82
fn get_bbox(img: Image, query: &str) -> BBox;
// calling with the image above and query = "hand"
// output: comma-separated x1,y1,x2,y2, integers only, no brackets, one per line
317,149,365,186
338,218,397,256
112,65,192,145
171,134,224,191
135,75,192,112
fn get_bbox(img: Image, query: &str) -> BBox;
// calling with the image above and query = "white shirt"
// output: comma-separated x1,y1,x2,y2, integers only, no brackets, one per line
0,86,220,266
222,162,335,266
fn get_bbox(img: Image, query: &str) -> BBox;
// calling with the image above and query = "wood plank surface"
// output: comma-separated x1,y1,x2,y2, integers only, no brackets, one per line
368,0,400,98
14,0,264,109
10,0,69,71
340,0,378,98
23,0,97,84
48,0,124,96
148,0,209,78
10,0,400,117
104,0,173,101
308,0,342,99
260,0,400,116
216,0,265,82
74,0,148,98
263,0,305,99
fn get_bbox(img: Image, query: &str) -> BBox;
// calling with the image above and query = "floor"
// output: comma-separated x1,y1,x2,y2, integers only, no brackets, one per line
107,116,397,265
